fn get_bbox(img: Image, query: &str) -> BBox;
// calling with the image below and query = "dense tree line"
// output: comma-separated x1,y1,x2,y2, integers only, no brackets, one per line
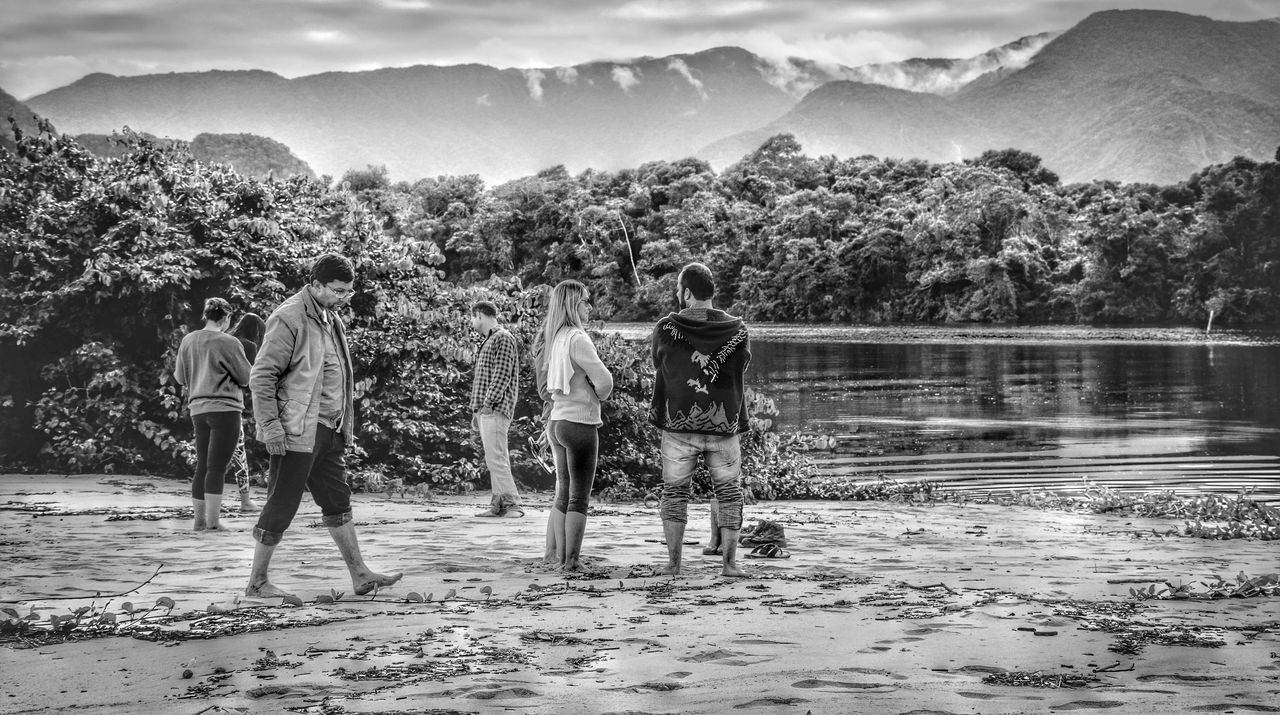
1,121,1275,490
0,123,808,497
342,135,1280,325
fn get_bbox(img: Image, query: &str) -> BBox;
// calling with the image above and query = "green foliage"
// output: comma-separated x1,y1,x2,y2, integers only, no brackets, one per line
0,122,813,497
806,474,1280,541
4,119,1276,488
326,133,1278,326
1129,572,1280,601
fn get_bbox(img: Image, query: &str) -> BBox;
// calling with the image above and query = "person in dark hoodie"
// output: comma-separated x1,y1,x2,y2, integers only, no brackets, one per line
650,262,751,578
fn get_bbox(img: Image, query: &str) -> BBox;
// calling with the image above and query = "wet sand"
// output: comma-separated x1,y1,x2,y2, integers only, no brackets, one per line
2,473,1278,714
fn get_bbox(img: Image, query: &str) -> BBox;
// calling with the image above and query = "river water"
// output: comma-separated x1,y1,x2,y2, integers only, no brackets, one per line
608,324,1280,503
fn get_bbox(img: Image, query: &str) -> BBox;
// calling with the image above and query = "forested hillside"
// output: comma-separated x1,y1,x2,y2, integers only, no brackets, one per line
0,87,40,152
74,131,315,178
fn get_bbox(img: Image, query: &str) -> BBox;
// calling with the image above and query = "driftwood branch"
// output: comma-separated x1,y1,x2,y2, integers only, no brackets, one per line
900,582,956,594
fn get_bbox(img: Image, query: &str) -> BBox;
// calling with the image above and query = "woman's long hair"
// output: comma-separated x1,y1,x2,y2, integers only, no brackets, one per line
541,280,589,356
230,312,267,347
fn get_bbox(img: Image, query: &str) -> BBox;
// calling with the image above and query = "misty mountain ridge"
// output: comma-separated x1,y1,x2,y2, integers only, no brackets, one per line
72,131,315,179
836,32,1058,95
18,9,1280,185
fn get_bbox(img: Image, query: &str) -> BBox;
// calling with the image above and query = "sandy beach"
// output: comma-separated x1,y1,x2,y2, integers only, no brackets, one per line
2,473,1278,714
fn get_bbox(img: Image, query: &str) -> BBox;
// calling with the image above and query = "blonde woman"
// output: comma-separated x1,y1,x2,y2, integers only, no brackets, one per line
536,280,613,571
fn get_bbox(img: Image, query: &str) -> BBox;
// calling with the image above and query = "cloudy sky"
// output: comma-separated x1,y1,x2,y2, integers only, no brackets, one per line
2,0,1277,99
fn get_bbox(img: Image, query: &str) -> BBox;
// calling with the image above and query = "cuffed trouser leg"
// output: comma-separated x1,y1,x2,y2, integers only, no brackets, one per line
705,435,744,531
659,431,698,525
252,425,353,545
659,432,744,530
476,412,519,505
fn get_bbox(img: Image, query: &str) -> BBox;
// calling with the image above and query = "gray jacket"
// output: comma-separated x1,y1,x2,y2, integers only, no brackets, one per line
251,287,355,452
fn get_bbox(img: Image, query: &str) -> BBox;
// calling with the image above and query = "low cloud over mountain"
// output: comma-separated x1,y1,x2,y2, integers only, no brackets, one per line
23,10,1280,185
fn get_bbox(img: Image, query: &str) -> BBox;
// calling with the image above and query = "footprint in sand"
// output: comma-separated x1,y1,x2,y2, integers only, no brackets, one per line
734,696,810,708
1180,705,1280,713
790,679,895,692
678,648,774,666
679,648,741,663
1136,674,1222,686
840,666,910,681
465,687,538,700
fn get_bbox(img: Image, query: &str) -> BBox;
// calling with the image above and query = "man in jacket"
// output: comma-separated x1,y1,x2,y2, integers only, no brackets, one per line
650,262,751,578
245,253,402,599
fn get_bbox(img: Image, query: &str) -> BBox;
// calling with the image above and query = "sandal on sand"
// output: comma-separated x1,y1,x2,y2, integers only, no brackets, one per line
502,506,526,518
747,544,791,559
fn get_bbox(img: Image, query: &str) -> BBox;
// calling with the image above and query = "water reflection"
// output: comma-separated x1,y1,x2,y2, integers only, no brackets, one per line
607,324,1280,501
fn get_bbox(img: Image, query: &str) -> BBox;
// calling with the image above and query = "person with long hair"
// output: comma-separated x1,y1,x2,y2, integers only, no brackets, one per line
227,312,267,512
536,280,613,571
173,297,252,531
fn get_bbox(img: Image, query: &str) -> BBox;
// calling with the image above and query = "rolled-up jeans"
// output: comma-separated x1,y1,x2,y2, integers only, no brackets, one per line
253,424,353,546
474,412,519,506
659,431,743,531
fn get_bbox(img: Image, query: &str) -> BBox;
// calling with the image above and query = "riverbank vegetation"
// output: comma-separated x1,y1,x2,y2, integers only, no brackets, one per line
2,121,1276,503
0,122,811,494
826,475,1280,541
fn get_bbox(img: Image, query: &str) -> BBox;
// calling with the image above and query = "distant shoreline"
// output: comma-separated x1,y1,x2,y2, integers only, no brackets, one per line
602,322,1280,346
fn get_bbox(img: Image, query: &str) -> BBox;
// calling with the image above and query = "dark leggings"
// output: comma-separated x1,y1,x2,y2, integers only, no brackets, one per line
191,410,241,498
549,420,598,514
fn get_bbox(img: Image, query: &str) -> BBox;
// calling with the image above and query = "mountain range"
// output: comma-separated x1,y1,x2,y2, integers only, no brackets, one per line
15,9,1280,185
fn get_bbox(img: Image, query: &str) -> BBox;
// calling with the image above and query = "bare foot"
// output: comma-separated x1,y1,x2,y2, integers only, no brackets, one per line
354,571,403,596
658,563,681,576
721,563,750,578
561,559,581,572
202,523,229,532
239,500,260,513
192,520,206,531
245,581,295,599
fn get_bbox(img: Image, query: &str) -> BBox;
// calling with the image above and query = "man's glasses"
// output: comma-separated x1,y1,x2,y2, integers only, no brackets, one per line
327,284,357,298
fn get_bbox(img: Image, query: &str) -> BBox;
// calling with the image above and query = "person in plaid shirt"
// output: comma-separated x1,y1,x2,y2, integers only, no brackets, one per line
470,301,524,517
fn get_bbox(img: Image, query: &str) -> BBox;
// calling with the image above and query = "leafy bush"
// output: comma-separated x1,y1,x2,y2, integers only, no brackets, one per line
1129,572,1280,600
0,122,814,497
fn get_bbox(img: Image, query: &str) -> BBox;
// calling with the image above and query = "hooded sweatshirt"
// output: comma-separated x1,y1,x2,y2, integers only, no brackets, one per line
649,307,751,436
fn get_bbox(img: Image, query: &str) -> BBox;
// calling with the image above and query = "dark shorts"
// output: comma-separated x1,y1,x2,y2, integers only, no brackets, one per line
252,424,353,545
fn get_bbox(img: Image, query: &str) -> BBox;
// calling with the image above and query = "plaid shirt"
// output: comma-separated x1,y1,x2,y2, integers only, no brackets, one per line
470,326,520,418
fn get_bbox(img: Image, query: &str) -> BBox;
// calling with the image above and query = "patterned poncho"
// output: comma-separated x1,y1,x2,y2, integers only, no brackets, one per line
648,307,751,436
